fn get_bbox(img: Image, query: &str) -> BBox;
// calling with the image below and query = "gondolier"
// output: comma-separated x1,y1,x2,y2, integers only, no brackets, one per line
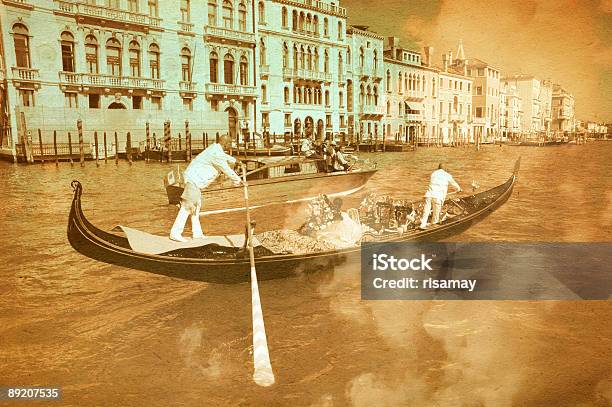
170,135,242,242
419,163,461,229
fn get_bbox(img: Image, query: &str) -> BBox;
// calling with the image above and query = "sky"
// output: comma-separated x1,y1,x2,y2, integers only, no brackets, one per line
341,0,612,122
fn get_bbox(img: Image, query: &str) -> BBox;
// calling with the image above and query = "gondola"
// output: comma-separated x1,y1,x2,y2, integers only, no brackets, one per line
67,159,520,284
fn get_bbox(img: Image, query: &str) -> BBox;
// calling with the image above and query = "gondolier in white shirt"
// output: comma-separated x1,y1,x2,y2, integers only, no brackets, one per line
170,135,242,242
419,163,461,229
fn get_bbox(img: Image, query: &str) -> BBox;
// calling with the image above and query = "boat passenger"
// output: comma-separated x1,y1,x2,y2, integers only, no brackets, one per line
300,136,320,158
169,135,242,242
419,163,461,230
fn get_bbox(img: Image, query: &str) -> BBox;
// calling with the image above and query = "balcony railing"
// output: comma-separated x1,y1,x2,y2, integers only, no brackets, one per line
286,0,347,17
359,105,385,116
59,71,165,90
205,83,257,97
204,25,255,43
54,0,161,29
12,67,40,81
179,81,197,92
283,68,331,82
404,113,423,122
2,0,33,9
178,21,194,33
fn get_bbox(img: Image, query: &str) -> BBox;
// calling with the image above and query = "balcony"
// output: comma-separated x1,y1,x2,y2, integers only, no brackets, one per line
359,105,385,116
205,83,257,97
280,0,347,17
11,67,40,88
179,81,198,98
54,0,162,31
58,71,165,91
204,26,255,45
259,65,270,76
178,21,195,34
283,68,332,82
2,0,33,10
404,113,423,122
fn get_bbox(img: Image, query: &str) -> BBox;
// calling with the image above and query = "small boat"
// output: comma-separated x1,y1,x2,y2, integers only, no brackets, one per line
164,156,378,214
67,159,520,284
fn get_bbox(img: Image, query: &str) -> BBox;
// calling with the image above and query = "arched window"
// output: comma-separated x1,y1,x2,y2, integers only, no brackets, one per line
238,2,247,31
313,15,319,36
282,7,288,28
386,70,391,91
306,14,312,34
324,50,329,73
337,21,342,40
386,100,390,115
106,38,122,76
284,87,290,104
300,45,305,69
299,12,305,31
359,85,365,107
208,0,217,26
346,47,351,65
366,85,372,105
339,91,343,107
373,86,378,105
282,42,289,68
223,53,234,84
239,55,248,85
259,39,266,66
359,47,364,68
292,10,297,31
180,47,191,81
397,72,402,93
293,45,298,69
261,84,267,103
338,52,343,75
129,40,141,77
222,0,233,29
323,17,328,36
60,31,75,72
373,49,378,72
13,24,30,68
209,51,219,82
307,87,312,104
85,35,99,74
314,48,319,71
258,1,265,24
307,47,312,71
325,90,329,106
148,43,160,79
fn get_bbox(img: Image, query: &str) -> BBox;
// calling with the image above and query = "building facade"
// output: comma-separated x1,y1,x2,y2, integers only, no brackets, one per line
463,55,501,143
256,0,348,139
503,75,542,135
552,83,574,133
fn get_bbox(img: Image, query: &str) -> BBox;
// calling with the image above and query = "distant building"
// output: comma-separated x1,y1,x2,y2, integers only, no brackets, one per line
539,79,553,134
500,82,523,139
552,84,575,133
346,25,385,140
382,37,437,144
436,43,473,145
457,47,501,143
503,75,543,135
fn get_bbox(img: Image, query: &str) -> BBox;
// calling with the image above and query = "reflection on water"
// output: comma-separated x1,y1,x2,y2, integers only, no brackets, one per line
0,144,611,406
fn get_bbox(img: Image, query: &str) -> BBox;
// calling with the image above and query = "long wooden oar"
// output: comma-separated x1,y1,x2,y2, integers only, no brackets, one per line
241,164,275,387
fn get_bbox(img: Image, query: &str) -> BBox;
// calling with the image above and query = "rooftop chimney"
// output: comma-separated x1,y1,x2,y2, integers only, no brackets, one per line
423,46,434,67
387,36,399,59
442,53,448,72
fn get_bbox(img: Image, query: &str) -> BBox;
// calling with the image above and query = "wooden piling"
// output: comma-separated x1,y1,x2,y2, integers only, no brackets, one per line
164,120,172,163
126,131,133,164
94,131,100,167
203,132,207,149
186,122,192,162
216,132,219,144
53,130,58,166
114,131,119,165
68,131,74,166
38,129,44,164
145,122,150,163
178,132,182,151
103,131,108,162
77,119,85,167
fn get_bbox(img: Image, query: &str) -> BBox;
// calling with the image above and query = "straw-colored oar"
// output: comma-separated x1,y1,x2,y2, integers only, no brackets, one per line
241,164,275,387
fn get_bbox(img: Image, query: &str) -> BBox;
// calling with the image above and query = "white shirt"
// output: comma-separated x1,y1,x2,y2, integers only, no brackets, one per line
183,143,241,189
424,169,460,201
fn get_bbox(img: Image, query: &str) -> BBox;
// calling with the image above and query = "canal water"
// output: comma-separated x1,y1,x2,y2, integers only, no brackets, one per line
0,144,610,406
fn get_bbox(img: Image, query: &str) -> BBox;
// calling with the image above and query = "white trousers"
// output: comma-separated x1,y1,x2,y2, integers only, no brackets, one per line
420,196,442,228
170,202,204,238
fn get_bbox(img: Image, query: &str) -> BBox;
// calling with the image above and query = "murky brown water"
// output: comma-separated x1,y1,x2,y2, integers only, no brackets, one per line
1,144,611,406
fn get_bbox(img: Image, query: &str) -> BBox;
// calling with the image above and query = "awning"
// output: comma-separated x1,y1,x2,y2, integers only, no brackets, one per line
406,102,422,111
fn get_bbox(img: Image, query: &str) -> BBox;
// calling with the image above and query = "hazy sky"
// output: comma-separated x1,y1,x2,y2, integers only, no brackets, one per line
342,0,612,122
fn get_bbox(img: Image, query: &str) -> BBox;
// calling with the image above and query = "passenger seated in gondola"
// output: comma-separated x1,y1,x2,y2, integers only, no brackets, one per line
169,135,242,242
300,136,321,158
322,140,350,172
